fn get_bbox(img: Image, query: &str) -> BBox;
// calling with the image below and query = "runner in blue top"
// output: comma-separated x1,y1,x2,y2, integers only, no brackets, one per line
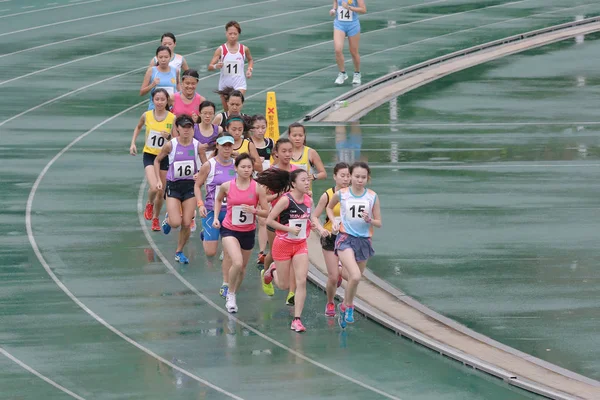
140,46,180,110
330,0,367,86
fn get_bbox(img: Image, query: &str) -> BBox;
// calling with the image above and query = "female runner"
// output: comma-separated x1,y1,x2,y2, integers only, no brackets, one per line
153,114,202,264
171,69,206,119
326,161,381,328
148,32,189,74
330,0,367,85
212,88,247,131
129,89,175,231
140,46,179,110
208,21,254,111
258,169,329,332
195,100,223,163
212,154,269,313
288,123,327,188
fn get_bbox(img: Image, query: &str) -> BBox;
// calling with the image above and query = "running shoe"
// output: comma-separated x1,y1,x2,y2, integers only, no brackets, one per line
190,217,196,233
220,284,229,299
219,251,224,261
151,218,161,231
161,213,171,235
175,251,189,264
261,270,275,296
144,202,153,220
256,251,266,265
263,263,275,285
325,302,336,317
290,319,306,333
338,303,347,329
352,72,362,85
335,72,348,85
226,293,238,313
345,306,355,324
286,291,295,306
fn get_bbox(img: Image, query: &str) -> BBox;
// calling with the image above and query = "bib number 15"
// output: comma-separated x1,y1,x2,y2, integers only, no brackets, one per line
347,200,368,220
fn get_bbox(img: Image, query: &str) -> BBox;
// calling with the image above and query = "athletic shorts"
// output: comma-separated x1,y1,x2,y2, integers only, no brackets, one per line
320,233,337,252
272,237,308,261
143,152,168,171
267,225,276,233
335,232,374,262
166,180,195,202
220,226,256,251
334,20,361,37
201,210,227,241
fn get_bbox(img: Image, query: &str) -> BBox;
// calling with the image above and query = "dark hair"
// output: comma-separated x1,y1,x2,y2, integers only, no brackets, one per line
212,132,234,157
235,153,254,167
349,161,371,176
274,138,292,153
181,69,199,81
255,168,308,194
251,114,267,127
333,162,350,175
175,114,194,127
225,21,241,34
199,100,216,113
214,87,245,103
156,45,172,57
288,122,306,145
226,114,245,127
152,88,170,101
161,32,176,43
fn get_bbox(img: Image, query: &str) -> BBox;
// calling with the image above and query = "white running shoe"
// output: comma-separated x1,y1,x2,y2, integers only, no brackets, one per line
352,72,362,85
219,251,224,261
335,72,348,85
226,293,238,313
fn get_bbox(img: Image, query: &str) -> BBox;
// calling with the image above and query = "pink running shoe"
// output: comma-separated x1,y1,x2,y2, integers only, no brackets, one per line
263,262,276,284
290,319,306,333
325,302,336,317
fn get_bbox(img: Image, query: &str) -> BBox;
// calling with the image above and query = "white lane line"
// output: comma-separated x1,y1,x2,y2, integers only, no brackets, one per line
136,182,404,400
308,122,600,127
25,103,244,400
252,1,594,97
0,0,280,85
48,2,59,5
21,5,34,8
0,0,291,58
369,163,600,169
0,0,190,37
0,0,100,19
0,8,9,12
0,347,86,400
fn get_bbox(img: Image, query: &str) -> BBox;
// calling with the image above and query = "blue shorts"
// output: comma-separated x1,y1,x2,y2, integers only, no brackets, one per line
201,210,227,241
335,232,374,262
334,20,361,37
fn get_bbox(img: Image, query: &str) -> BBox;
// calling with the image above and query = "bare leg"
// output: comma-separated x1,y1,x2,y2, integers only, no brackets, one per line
337,248,367,306
333,29,347,72
291,253,309,318
153,170,167,219
348,32,361,73
144,166,158,205
176,198,195,252
322,249,339,303
257,216,268,254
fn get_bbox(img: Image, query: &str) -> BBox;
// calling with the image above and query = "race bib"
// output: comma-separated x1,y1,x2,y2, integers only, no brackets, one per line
262,159,271,171
146,130,166,150
338,8,353,21
215,184,227,205
223,61,242,76
287,218,307,240
173,160,195,179
346,199,369,220
156,86,174,95
232,205,254,226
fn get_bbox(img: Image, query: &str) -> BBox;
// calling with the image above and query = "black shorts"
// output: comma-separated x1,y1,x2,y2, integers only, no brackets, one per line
143,152,168,171
220,226,256,251
267,225,275,233
166,180,195,202
320,234,337,251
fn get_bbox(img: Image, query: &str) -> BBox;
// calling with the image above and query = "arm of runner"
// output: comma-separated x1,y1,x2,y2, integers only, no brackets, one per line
326,192,340,231
309,148,327,181
212,113,223,127
154,142,171,190
266,195,296,233
245,46,254,78
244,185,269,218
247,141,263,172
347,0,366,13
212,182,230,227
181,57,189,73
140,67,158,96
312,191,329,219
130,113,146,155
208,47,223,71
330,0,336,15
364,195,382,228
194,162,210,217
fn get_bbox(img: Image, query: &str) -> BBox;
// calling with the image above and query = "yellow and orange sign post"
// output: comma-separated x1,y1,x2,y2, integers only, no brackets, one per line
265,91,280,141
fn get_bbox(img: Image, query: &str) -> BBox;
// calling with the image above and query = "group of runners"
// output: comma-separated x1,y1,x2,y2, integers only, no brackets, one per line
129,2,379,333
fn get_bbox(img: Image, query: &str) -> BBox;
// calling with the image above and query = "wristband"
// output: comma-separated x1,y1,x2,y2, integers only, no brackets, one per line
312,173,318,181
197,200,204,208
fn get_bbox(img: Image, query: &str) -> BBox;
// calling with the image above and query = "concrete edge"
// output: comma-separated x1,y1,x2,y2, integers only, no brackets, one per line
302,15,600,123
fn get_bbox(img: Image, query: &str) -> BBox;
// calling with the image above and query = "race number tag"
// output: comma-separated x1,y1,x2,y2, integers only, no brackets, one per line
338,8,353,21
287,218,307,240
215,184,227,205
146,130,166,150
173,160,194,179
157,86,174,95
232,205,254,226
262,159,271,171
223,61,242,76
346,199,369,220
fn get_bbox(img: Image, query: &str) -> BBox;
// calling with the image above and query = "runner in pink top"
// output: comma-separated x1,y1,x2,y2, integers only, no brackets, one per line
212,153,269,313
170,70,206,119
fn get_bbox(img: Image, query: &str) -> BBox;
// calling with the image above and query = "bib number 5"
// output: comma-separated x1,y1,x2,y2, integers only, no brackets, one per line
232,205,254,226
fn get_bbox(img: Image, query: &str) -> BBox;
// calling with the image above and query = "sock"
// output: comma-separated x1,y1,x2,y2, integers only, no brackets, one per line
222,282,228,286
340,70,346,74
355,71,360,74
293,317,301,321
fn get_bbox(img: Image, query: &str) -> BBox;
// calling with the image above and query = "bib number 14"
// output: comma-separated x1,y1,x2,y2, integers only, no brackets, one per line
338,8,353,21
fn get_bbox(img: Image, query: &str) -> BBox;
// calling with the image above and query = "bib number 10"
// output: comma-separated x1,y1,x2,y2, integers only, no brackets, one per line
146,130,165,149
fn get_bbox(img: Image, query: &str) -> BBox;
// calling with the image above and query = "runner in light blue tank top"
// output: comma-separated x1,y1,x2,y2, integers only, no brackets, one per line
140,46,179,110
331,0,367,86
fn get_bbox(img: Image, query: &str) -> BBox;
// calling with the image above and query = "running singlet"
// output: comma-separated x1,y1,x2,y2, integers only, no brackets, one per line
154,53,185,73
234,138,251,155
336,0,358,22
255,138,274,171
218,43,247,91
166,138,200,182
149,66,178,110
142,110,175,156
268,164,298,207
171,93,203,117
204,157,236,210
338,187,377,238
322,187,341,233
275,192,311,242
194,124,220,157
222,179,258,232
291,146,312,174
